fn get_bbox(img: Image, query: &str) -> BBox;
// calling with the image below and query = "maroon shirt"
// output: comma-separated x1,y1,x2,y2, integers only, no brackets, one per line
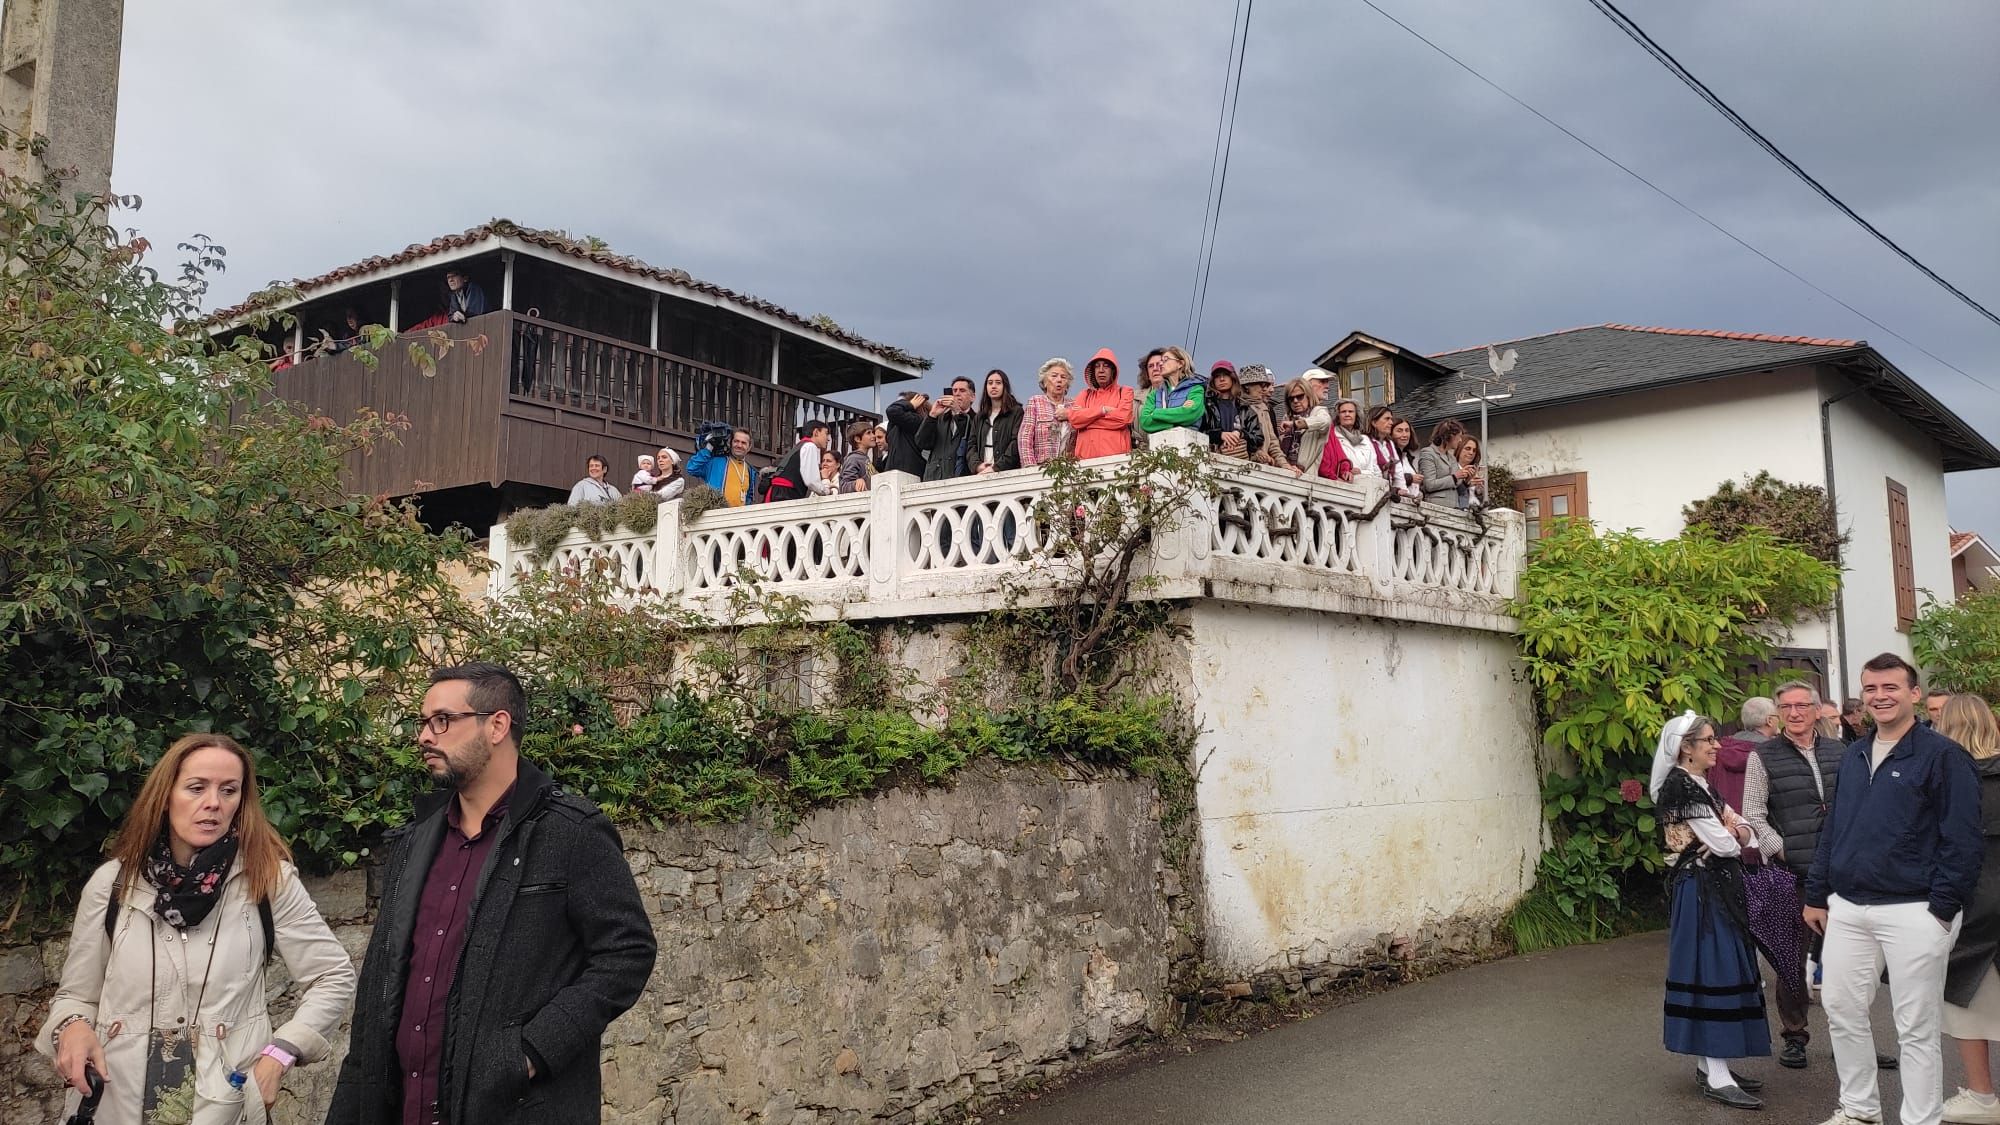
397,789,510,1125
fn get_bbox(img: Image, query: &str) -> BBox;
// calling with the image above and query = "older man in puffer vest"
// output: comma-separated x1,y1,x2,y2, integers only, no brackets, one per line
1742,680,1847,1070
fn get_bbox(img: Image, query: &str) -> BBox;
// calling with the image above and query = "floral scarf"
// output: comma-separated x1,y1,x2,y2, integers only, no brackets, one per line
144,829,238,930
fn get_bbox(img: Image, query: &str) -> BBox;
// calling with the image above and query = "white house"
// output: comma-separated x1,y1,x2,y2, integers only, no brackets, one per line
1316,323,2000,700
1954,530,2000,597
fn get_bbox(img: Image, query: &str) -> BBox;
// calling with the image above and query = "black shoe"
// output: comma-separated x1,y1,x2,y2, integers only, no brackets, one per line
1878,1052,1899,1070
1699,1071,1766,1096
1780,1039,1808,1069
1700,1080,1764,1111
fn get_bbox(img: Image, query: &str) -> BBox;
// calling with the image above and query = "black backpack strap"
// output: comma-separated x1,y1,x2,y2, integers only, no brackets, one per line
259,898,275,963
103,877,121,942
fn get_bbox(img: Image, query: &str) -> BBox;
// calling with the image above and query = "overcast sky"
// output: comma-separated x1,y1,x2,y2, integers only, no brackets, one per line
113,0,2000,533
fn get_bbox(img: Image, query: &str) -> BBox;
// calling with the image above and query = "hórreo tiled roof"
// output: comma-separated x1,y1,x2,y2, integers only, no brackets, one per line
207,220,931,370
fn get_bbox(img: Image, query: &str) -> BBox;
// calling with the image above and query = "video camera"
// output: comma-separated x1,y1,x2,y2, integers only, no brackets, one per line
695,420,734,456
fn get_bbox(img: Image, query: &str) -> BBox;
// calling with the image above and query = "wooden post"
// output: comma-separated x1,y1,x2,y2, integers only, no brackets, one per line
871,365,882,414
649,292,661,351
388,279,400,332
291,321,304,365
501,250,515,311
769,328,781,386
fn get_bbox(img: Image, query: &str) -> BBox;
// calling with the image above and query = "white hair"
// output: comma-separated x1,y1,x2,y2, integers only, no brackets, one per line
1739,697,1777,732
1037,358,1074,391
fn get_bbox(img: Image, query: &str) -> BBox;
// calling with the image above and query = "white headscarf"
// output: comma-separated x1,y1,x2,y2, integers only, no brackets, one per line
1649,711,1703,800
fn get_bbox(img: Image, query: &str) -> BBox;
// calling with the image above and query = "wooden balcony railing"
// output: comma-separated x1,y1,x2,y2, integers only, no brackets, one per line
504,313,872,453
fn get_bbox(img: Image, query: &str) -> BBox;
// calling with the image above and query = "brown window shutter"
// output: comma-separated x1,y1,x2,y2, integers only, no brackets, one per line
1887,478,1916,631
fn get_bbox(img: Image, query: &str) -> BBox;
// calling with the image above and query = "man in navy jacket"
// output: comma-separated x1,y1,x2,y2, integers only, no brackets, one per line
1804,652,1982,1125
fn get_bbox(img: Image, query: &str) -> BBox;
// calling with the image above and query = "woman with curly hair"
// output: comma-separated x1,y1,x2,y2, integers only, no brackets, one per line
1652,711,1773,1110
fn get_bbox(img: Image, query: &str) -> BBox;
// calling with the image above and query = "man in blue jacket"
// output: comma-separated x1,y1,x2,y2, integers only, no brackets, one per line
686,427,758,507
1804,652,1982,1125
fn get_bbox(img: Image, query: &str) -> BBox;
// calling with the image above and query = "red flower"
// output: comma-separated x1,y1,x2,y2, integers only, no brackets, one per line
1619,779,1645,803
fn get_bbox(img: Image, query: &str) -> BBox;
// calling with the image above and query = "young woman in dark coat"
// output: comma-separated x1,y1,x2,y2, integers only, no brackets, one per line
965,368,1023,473
1940,695,2000,1122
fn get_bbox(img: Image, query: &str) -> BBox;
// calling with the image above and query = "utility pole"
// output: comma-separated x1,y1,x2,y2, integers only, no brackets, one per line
0,0,126,200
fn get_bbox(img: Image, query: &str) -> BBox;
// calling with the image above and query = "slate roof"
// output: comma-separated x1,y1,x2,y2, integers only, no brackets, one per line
207,220,931,371
1399,323,2000,472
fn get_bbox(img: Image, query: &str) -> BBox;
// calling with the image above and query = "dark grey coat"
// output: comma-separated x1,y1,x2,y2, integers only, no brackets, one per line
325,758,657,1125
1947,753,2000,1007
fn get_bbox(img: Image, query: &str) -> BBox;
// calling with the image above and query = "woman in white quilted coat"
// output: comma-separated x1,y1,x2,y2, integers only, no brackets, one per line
38,733,355,1124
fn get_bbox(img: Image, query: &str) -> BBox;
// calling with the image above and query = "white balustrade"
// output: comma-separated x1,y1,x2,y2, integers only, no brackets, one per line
489,445,1525,630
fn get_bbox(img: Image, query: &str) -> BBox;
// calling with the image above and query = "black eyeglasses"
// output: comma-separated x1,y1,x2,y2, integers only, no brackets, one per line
411,710,497,735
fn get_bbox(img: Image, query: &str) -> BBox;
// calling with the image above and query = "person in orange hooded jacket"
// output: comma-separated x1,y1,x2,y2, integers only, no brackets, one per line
1069,348,1135,460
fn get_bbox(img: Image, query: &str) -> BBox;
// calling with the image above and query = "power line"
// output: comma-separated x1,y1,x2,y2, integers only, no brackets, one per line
1352,0,2000,400
1585,0,2000,332
1184,0,1246,353
1186,0,1255,360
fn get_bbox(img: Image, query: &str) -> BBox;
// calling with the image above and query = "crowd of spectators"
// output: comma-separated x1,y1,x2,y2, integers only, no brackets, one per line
563,350,1493,511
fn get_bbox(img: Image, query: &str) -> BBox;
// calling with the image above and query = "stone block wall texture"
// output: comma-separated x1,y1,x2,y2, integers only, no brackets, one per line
2,763,1177,1124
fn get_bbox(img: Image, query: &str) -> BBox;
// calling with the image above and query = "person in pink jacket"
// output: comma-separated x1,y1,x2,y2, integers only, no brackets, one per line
1069,348,1134,460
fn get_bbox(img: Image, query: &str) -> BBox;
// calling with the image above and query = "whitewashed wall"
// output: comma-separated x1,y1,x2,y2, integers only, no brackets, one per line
1481,368,1827,539
1184,602,1542,975
1824,372,1957,681
1480,368,1839,674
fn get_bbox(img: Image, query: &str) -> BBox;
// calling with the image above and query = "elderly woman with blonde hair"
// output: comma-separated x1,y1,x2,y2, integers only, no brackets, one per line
38,733,355,1124
1019,357,1075,468
1939,695,2000,1122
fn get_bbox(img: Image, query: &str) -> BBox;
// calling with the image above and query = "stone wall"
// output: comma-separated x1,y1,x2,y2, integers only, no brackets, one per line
2,763,1178,1124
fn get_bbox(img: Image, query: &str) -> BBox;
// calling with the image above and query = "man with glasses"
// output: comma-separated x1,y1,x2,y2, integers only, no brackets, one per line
329,662,656,1125
1743,681,1849,1069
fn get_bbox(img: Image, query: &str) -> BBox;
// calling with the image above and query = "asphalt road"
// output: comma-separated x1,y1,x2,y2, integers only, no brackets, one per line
994,932,1964,1125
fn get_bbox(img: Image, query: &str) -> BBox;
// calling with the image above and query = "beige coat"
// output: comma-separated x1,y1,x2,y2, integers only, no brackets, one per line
37,859,356,1125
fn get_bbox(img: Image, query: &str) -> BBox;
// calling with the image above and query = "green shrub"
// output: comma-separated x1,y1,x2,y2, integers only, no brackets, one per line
1683,470,1845,564
1512,521,1839,943
1913,590,2000,704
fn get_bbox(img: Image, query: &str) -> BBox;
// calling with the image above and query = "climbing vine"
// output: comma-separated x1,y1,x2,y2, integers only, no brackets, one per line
1509,521,1839,948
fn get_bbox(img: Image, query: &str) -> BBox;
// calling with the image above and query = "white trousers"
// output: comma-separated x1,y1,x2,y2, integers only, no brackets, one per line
1821,894,1961,1125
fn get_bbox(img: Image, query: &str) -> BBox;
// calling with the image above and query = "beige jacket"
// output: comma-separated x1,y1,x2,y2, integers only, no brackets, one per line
1292,404,1332,474
37,859,356,1125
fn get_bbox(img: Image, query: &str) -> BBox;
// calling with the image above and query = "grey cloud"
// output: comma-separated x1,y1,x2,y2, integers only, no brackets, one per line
114,0,2000,528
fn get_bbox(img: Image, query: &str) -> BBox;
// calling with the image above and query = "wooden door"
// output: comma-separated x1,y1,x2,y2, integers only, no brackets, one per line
1511,472,1589,544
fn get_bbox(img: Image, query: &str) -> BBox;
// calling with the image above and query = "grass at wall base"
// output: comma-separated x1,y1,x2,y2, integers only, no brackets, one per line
1505,520,1839,952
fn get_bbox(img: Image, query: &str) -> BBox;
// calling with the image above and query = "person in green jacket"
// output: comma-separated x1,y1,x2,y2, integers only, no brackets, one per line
1139,346,1206,434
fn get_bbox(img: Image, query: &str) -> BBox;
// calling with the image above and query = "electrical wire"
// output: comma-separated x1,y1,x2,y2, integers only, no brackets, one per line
1186,0,1255,360
1353,0,2000,400
1184,0,1247,353
1586,0,2000,332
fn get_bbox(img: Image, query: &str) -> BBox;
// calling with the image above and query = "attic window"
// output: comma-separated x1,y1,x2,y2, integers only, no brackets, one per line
1340,361,1393,408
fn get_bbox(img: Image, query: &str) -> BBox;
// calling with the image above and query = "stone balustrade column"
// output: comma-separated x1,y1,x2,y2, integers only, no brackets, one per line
654,497,684,602
1354,481,1399,600
1488,506,1527,600
1145,428,1211,585
486,522,511,599
868,470,911,602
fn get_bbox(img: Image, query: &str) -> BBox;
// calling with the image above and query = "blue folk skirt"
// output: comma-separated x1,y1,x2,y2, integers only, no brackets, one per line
1663,873,1772,1058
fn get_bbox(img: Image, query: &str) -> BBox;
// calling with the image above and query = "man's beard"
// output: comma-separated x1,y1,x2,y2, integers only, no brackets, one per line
432,743,490,790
